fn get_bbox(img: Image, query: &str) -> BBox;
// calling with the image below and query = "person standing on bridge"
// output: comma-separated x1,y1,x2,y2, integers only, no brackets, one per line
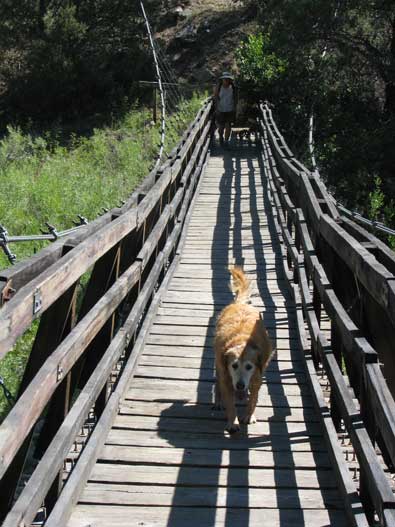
214,72,237,147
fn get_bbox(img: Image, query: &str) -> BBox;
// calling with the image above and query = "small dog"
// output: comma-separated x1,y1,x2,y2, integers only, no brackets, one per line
214,267,273,433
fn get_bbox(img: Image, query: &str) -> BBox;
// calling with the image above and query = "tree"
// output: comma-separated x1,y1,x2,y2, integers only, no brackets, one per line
237,0,395,214
0,0,162,122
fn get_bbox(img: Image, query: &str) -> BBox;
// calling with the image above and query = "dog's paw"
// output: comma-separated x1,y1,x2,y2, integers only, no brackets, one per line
226,424,240,434
242,414,257,425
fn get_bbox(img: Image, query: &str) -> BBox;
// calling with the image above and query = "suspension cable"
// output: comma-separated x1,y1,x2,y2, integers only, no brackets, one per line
140,0,166,170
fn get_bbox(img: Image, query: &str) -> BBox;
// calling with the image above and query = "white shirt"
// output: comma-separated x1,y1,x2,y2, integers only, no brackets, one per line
218,85,234,112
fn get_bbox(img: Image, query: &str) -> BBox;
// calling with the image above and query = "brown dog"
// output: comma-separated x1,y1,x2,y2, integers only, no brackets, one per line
214,267,273,433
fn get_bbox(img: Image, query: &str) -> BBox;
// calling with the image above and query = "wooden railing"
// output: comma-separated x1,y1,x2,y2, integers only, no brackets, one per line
0,99,212,526
258,103,395,527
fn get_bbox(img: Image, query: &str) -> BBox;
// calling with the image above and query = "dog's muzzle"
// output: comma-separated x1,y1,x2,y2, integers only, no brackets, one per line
236,381,248,400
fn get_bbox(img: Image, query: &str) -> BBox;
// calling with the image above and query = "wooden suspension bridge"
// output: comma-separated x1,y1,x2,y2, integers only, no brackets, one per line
1,100,395,527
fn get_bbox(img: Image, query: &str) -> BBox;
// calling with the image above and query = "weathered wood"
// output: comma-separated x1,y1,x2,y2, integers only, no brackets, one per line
0,208,138,358
104,428,327,452
292,287,368,527
80,483,344,509
98,444,332,469
0,261,142,481
2,238,174,527
68,505,349,527
366,363,395,468
139,355,304,371
89,462,337,488
119,399,318,421
0,246,79,518
134,364,305,385
44,136,209,525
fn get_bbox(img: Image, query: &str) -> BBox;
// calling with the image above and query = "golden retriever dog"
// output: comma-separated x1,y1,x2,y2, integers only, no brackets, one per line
214,267,273,433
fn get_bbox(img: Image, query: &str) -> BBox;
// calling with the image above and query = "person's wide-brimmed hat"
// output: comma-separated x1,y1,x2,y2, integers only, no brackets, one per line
219,71,234,80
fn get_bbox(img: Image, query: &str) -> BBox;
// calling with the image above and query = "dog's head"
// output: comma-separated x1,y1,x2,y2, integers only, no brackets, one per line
224,344,263,400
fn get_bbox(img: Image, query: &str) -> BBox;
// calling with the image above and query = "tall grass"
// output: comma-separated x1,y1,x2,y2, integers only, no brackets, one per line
0,93,206,419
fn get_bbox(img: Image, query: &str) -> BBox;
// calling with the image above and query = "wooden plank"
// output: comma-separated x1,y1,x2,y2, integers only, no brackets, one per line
173,267,284,278
149,323,297,339
98,444,332,469
68,504,348,527
104,428,327,452
145,334,300,352
127,383,313,409
154,310,295,324
80,483,343,510
161,291,294,307
89,462,338,488
119,400,318,422
134,365,305,385
112,414,324,437
167,283,287,294
139,355,304,372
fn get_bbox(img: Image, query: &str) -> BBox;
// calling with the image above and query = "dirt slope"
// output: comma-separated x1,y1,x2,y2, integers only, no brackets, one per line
154,0,258,86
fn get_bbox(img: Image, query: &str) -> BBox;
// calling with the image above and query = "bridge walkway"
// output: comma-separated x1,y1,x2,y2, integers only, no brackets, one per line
67,141,349,526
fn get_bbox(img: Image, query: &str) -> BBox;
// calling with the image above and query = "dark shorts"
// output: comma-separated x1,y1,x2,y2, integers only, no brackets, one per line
216,111,235,126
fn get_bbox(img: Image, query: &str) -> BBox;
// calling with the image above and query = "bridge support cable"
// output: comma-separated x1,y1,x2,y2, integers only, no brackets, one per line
140,1,166,170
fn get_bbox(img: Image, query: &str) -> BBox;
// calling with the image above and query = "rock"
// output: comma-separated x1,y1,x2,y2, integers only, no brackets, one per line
172,52,182,62
193,67,215,83
175,24,198,44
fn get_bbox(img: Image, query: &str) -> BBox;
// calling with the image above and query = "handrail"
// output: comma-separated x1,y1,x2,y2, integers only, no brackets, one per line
0,99,213,523
258,105,395,526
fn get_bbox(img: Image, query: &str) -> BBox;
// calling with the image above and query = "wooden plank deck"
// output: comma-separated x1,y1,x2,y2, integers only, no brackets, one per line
67,142,348,526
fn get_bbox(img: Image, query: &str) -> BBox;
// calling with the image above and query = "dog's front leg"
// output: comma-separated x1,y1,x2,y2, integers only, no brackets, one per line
213,379,223,410
243,379,260,425
220,381,239,434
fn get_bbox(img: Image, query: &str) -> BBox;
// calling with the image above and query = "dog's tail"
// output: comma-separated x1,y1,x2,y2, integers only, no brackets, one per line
230,266,250,304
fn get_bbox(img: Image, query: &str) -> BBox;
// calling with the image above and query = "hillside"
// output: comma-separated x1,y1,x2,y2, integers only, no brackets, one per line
154,0,257,85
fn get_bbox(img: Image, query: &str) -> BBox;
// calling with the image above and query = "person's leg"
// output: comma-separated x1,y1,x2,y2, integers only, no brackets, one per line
224,112,233,143
218,125,225,144
217,113,225,144
224,122,231,141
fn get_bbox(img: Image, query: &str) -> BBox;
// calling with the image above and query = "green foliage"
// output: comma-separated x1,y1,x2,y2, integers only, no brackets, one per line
0,323,38,423
0,0,155,121
0,93,205,419
236,33,287,87
369,176,385,221
237,0,395,227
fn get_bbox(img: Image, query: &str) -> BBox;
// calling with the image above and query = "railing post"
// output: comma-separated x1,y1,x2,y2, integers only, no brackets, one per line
71,238,122,419
0,243,78,520
330,324,343,432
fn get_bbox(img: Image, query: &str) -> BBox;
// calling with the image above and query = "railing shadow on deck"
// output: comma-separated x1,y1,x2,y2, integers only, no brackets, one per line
155,138,338,526
254,150,343,526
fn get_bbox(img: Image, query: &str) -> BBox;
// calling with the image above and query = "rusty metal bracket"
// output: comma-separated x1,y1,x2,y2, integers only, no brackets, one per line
0,278,16,306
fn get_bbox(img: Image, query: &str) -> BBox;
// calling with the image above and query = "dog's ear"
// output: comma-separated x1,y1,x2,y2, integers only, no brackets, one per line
256,349,264,374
